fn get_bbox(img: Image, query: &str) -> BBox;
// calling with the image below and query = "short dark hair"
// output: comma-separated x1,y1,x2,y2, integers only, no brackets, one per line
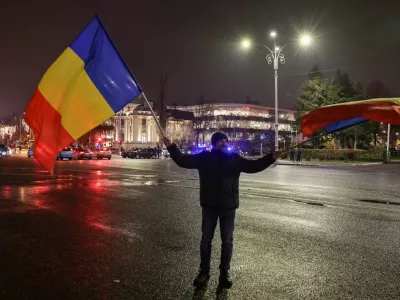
211,132,228,146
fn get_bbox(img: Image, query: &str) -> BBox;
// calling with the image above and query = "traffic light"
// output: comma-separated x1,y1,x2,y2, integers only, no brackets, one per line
98,138,102,142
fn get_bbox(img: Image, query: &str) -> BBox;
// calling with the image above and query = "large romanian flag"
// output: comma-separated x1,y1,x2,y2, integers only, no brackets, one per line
24,16,141,174
301,98,400,136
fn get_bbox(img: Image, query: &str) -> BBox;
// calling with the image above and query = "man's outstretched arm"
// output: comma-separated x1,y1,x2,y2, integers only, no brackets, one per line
164,137,199,169
237,151,282,174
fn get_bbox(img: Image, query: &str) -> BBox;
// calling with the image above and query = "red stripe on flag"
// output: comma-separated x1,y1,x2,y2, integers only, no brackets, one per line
301,100,400,136
24,89,74,174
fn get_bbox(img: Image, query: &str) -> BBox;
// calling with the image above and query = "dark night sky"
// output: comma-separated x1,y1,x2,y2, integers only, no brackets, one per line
1,0,400,119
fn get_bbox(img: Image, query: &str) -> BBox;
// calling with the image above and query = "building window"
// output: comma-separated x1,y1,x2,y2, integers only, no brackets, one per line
142,119,146,126
141,132,147,143
121,119,125,126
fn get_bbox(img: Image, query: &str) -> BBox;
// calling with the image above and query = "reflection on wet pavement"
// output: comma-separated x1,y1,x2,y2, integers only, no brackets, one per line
2,157,400,299
0,167,184,214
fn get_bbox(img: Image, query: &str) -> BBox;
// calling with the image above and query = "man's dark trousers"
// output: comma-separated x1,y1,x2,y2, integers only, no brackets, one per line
200,207,236,274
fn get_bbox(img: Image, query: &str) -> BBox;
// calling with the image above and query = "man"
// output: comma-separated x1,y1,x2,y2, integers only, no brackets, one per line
289,147,295,162
296,147,302,162
164,132,282,290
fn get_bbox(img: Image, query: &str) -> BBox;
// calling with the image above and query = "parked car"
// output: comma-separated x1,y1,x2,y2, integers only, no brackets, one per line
57,147,74,160
28,148,35,158
76,149,93,160
137,148,158,159
95,148,111,160
127,148,140,159
121,149,129,158
0,144,11,157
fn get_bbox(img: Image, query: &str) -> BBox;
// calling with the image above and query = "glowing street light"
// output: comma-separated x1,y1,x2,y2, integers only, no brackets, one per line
240,31,313,150
241,39,251,49
300,35,312,46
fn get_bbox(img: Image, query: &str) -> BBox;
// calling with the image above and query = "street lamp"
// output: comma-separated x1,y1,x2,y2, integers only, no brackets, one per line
300,35,312,46
241,39,251,49
241,31,312,151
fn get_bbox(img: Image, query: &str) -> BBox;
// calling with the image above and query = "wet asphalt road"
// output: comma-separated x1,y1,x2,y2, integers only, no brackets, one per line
0,156,400,300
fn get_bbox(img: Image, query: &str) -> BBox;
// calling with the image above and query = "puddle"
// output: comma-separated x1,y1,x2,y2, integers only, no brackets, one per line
126,174,157,178
292,199,325,206
84,178,181,187
359,199,400,206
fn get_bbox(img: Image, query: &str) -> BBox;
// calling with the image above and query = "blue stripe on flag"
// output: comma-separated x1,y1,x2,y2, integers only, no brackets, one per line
69,16,141,112
324,117,368,133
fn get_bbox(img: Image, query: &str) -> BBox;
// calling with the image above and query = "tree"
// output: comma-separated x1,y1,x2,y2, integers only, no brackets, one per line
295,73,341,147
217,114,237,140
192,96,214,145
333,69,357,103
156,71,168,136
331,70,366,148
308,65,323,80
167,120,193,149
365,80,391,146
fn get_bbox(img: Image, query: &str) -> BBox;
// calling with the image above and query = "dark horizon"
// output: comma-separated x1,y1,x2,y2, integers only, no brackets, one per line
1,0,399,119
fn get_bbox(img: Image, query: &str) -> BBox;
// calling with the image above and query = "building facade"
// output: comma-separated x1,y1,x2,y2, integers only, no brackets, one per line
86,102,303,150
110,103,194,149
169,103,304,145
113,103,160,148
0,116,31,145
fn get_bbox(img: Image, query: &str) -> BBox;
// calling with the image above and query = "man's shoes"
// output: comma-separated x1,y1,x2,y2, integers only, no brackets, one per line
218,271,233,289
193,270,210,289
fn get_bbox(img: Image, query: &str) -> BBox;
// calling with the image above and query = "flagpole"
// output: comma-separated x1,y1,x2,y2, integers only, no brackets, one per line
141,93,165,139
290,131,331,151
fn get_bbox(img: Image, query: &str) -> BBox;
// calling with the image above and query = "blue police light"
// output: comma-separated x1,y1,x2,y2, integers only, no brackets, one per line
227,147,232,151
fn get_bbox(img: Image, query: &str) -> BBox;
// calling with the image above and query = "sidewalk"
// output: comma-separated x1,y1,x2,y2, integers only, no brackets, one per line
276,159,383,167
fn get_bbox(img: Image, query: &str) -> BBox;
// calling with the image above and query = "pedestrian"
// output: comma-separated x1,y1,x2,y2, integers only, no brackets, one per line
296,147,302,162
164,132,282,290
157,146,161,159
289,148,294,162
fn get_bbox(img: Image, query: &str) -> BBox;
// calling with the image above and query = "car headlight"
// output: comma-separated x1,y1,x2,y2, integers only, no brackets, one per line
1,151,6,156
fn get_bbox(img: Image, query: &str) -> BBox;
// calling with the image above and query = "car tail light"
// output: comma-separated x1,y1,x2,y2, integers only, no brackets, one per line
80,152,84,154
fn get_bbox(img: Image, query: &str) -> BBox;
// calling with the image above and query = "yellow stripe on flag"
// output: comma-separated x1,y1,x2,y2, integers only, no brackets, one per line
60,65,115,139
38,48,84,113
38,47,114,140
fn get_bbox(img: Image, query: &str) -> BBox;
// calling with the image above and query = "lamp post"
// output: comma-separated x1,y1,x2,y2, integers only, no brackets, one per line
386,124,391,162
241,32,312,151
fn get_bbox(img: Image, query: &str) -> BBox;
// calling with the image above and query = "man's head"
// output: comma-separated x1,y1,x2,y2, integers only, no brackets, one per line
211,132,228,150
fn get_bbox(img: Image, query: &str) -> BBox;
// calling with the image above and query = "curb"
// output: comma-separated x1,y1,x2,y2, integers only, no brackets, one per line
276,161,383,167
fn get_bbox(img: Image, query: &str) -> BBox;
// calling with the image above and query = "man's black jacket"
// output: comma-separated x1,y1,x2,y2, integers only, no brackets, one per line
167,144,276,209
